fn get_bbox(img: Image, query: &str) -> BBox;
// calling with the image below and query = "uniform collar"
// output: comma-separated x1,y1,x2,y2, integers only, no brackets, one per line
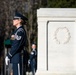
16,25,24,31
17,25,22,29
33,49,35,51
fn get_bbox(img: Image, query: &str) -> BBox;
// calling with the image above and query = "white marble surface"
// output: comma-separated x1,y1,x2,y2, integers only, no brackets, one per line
48,22,76,73
36,8,76,75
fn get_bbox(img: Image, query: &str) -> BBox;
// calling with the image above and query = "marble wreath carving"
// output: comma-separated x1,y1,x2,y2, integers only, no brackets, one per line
54,27,71,44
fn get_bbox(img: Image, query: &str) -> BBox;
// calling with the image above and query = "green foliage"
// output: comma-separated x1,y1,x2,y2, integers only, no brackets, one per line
47,0,76,8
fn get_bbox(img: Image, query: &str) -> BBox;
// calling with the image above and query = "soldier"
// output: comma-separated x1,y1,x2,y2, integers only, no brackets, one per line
28,43,37,75
5,12,28,75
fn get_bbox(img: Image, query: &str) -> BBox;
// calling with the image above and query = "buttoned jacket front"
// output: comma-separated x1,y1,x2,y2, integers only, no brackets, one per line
7,26,26,63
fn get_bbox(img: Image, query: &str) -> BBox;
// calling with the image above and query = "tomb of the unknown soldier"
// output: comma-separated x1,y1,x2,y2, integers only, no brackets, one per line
36,8,76,75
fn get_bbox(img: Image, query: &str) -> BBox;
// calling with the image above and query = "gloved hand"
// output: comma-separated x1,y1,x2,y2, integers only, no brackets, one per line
28,60,30,65
5,56,10,65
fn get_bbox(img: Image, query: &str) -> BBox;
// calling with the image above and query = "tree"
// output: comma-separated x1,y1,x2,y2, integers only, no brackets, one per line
47,0,76,8
26,0,38,52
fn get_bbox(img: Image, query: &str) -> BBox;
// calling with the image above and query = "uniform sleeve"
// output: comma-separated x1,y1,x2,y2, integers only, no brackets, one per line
30,51,36,60
7,30,24,59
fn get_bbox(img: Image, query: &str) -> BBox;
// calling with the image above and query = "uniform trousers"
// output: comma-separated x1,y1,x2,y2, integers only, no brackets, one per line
30,59,36,75
12,63,22,75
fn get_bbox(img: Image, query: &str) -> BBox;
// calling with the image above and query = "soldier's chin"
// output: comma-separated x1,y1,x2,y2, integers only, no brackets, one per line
13,24,16,26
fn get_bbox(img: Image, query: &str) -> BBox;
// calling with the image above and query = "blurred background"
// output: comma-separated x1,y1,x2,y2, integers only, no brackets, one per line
0,0,76,75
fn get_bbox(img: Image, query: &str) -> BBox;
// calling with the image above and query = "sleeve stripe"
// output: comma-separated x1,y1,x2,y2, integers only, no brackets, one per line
9,52,12,57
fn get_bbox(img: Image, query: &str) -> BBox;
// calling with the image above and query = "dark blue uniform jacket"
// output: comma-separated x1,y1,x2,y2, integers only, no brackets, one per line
29,49,37,72
7,26,26,63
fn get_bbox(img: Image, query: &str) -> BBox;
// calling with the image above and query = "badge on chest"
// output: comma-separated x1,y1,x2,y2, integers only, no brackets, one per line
11,34,21,40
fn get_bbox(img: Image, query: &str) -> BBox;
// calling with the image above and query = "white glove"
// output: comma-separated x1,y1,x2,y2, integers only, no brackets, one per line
5,56,10,65
28,60,30,65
